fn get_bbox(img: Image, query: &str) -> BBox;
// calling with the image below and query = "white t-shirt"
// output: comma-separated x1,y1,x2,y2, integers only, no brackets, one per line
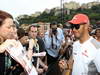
72,37,100,75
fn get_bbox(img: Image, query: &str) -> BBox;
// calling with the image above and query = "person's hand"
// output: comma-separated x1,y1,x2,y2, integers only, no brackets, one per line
0,39,17,53
28,39,34,50
43,65,48,71
27,49,33,60
67,58,73,70
58,60,67,71
27,39,34,60
36,68,44,74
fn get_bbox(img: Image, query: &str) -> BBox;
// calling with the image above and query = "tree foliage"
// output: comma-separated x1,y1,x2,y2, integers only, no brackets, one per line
16,4,100,27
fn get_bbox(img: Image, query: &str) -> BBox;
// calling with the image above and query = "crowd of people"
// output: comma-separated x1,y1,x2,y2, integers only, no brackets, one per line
0,10,100,75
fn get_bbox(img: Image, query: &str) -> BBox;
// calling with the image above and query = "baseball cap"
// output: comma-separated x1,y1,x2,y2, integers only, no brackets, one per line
68,13,89,24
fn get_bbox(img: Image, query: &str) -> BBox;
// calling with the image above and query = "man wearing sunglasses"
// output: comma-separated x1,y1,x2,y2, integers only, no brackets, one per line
68,13,100,75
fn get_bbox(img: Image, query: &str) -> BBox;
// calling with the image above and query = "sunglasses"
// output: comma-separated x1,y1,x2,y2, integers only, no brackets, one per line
70,24,80,30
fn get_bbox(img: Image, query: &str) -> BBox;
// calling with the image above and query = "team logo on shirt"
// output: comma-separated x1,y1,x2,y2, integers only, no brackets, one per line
82,50,88,57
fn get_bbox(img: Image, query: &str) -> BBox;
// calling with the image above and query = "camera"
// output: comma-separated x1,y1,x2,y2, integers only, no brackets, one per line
52,28,57,35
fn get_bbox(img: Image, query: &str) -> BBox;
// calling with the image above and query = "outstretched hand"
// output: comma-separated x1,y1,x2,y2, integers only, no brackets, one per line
0,39,17,53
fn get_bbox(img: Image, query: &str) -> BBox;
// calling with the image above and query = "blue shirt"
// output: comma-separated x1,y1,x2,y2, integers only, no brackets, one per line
44,28,65,57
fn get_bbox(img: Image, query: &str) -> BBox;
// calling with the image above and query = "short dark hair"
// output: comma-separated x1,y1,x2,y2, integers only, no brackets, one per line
17,28,25,39
50,21,58,28
50,21,57,25
0,10,13,26
95,28,100,34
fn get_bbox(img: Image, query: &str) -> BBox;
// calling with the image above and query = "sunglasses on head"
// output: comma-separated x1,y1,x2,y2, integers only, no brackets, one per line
70,24,80,30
